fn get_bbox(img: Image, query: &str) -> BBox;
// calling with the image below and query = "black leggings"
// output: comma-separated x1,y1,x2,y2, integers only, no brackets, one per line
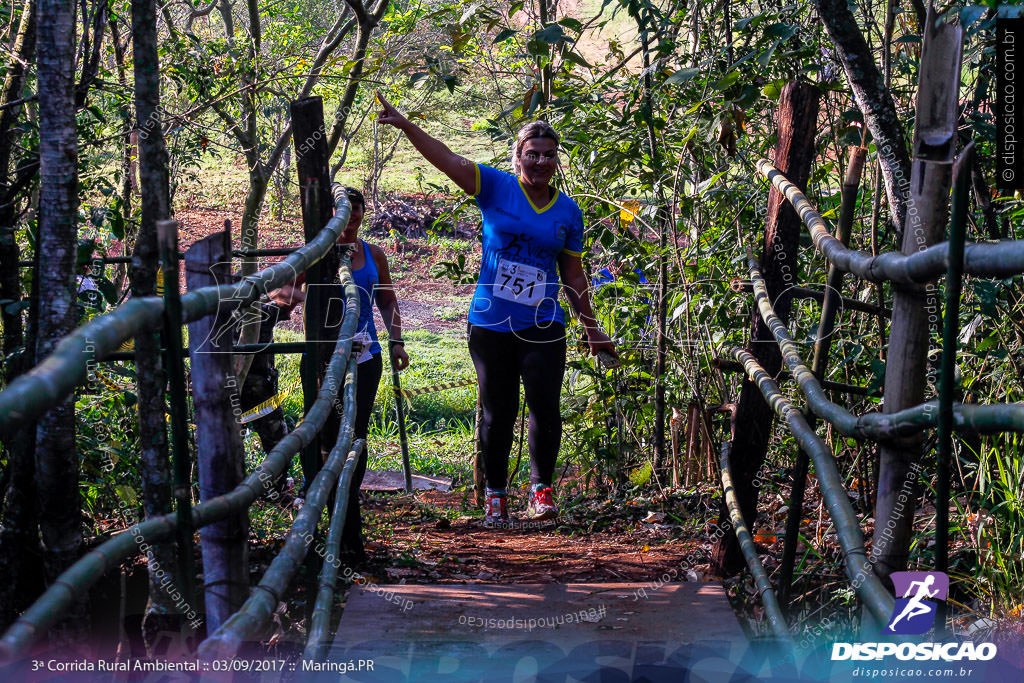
468,323,566,491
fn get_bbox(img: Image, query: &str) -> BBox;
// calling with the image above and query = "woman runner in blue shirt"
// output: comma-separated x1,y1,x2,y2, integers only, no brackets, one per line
377,92,616,526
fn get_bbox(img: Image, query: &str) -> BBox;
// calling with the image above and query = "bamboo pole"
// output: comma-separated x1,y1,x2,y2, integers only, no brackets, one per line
198,357,359,659
873,10,962,587
934,143,973,635
745,257,1024,437
779,147,867,605
729,280,890,317
389,339,413,493
714,358,879,397
729,347,895,625
304,438,367,661
719,437,794,646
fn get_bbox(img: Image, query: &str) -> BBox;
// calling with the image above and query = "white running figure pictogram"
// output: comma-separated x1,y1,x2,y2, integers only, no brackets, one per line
888,574,939,631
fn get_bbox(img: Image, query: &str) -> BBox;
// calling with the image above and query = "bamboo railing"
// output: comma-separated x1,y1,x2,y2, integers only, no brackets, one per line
719,149,1024,638
0,186,363,661
0,184,352,433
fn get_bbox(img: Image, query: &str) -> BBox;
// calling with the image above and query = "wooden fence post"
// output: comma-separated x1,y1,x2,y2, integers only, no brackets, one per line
292,96,339,488
871,10,962,588
185,229,248,634
711,81,820,576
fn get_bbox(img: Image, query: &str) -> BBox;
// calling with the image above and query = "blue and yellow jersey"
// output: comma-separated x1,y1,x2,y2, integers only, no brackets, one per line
468,163,584,332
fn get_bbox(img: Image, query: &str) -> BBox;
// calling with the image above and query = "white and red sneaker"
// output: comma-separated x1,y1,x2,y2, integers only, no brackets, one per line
484,490,509,528
526,486,559,521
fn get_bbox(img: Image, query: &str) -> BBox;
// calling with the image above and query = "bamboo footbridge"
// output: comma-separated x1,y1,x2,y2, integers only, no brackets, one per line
3,16,1024,677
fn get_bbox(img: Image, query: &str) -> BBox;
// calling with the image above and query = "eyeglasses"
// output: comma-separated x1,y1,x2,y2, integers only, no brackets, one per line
523,150,558,163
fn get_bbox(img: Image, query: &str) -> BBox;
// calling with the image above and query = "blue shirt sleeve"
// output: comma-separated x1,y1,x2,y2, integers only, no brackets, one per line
474,163,506,209
563,206,584,257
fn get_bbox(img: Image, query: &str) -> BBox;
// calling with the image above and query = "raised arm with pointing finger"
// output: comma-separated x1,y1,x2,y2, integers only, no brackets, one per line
376,91,477,195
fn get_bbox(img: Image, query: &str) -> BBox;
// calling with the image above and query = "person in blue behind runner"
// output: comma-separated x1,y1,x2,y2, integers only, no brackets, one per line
310,187,409,561
377,91,616,527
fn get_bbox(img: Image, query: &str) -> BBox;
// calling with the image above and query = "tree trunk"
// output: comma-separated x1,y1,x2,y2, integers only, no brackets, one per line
537,0,552,106
231,0,267,387
871,10,962,589
130,0,182,649
711,82,820,577
639,27,670,475
326,0,390,170
232,168,269,386
107,12,133,293
0,0,37,370
35,0,85,641
0,0,40,630
814,0,910,236
185,230,249,634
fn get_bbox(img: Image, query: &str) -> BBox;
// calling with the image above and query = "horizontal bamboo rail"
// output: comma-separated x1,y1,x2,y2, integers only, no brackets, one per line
198,362,361,659
102,341,315,362
745,256,1024,438
729,279,890,317
718,438,794,646
713,357,878,397
0,185,351,434
729,347,895,624
0,250,361,661
756,159,1024,283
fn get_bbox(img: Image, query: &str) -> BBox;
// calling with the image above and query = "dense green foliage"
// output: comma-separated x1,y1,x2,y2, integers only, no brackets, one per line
1,0,1022,644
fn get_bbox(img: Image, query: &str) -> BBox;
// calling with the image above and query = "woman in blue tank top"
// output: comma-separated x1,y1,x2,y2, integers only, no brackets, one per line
376,92,617,528
322,187,408,563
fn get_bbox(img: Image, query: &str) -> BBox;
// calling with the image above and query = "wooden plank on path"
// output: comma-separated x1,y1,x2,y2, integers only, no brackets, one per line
323,583,747,680
360,470,451,492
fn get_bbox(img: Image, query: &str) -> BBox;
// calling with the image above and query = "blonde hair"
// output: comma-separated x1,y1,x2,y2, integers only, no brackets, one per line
510,120,560,174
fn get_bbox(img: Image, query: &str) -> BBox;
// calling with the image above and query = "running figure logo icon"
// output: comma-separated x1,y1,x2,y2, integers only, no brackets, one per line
884,571,949,635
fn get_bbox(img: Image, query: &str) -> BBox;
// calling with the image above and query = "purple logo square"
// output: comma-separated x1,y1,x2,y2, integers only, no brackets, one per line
884,571,949,635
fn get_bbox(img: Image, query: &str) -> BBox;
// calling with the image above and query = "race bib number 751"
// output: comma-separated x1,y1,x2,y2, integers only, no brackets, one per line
494,259,546,306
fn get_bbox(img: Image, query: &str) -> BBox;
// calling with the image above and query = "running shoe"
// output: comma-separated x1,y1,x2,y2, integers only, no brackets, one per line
526,486,559,521
484,491,510,527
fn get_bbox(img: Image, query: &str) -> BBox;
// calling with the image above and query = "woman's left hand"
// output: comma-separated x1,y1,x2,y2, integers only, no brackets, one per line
585,329,617,358
391,344,410,371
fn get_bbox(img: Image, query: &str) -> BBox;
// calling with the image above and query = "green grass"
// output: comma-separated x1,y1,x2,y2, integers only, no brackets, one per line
366,328,477,485
266,326,478,486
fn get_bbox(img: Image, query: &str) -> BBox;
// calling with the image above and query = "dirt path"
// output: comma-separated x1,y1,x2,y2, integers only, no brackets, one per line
357,490,714,587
